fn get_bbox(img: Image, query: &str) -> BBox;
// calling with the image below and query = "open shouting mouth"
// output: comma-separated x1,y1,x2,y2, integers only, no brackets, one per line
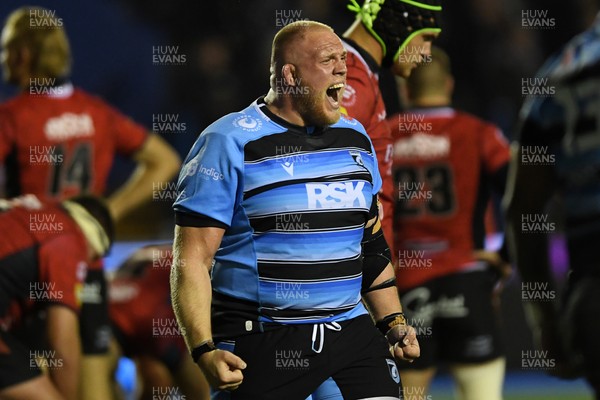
326,83,344,109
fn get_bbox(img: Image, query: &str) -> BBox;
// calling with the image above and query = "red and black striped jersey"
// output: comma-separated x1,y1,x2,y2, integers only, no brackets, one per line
0,201,90,329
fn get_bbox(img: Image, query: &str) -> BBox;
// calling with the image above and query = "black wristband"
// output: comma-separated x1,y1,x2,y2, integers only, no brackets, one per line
191,340,216,363
375,312,407,336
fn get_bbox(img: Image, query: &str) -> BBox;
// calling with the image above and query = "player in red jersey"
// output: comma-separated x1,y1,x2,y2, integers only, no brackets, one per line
109,244,209,400
0,195,113,400
341,0,442,250
0,7,180,400
388,47,511,400
0,6,181,220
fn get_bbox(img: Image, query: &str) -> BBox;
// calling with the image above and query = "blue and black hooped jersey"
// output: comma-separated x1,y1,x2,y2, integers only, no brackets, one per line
518,14,600,270
173,98,381,336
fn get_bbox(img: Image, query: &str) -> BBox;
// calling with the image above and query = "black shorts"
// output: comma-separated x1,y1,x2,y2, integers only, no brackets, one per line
398,269,503,369
212,314,402,400
0,330,41,390
79,268,111,354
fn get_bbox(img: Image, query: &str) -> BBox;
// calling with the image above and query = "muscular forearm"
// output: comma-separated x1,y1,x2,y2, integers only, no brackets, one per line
363,263,420,362
170,225,246,390
171,225,223,350
362,263,402,321
171,256,214,349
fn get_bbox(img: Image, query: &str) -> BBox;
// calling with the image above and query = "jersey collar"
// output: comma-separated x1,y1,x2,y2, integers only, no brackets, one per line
256,96,325,135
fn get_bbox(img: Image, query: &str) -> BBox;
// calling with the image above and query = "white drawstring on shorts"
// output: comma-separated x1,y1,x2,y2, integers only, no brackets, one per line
311,321,342,353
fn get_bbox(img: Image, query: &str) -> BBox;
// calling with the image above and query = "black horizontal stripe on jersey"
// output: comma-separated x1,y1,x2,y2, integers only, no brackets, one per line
243,173,372,200
243,128,373,163
245,146,374,164
260,303,359,321
258,259,362,281
211,291,260,339
257,254,362,265
210,291,360,338
250,210,367,233
252,223,365,234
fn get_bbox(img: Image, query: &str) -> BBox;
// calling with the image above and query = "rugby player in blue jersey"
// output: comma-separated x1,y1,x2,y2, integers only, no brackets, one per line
505,9,600,399
171,20,419,399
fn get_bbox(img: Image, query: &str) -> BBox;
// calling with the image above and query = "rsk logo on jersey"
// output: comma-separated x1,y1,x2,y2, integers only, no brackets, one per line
44,113,94,141
306,181,367,209
233,115,263,132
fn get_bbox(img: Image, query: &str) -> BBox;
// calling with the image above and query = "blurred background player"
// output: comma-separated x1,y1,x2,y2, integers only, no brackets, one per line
0,6,181,220
108,244,209,400
341,0,442,249
0,7,180,400
389,47,511,400
0,194,113,400
505,9,600,399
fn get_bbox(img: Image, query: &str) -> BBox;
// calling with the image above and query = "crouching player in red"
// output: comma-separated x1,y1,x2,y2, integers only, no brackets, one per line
0,195,113,400
109,244,209,400
389,47,511,400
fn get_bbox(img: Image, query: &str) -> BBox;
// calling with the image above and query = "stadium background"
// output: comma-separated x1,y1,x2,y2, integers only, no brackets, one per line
0,0,594,398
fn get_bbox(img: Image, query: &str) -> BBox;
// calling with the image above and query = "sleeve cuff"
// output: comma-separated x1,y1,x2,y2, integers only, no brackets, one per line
175,211,229,229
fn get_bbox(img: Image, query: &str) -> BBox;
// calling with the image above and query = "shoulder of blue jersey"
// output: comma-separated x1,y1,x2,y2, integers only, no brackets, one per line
201,102,369,145
544,21,600,83
333,113,368,136
200,101,287,143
